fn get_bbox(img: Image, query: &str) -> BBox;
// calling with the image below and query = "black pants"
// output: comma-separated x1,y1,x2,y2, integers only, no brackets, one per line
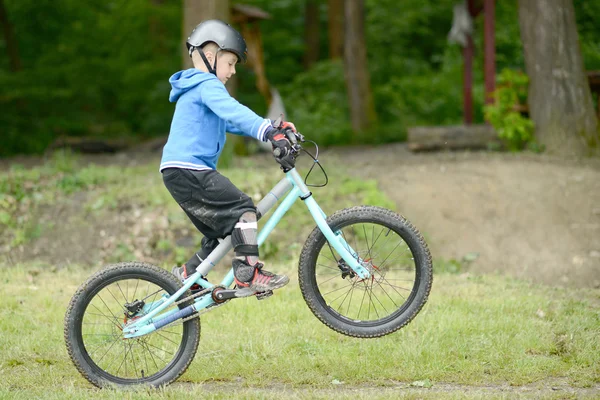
162,168,256,249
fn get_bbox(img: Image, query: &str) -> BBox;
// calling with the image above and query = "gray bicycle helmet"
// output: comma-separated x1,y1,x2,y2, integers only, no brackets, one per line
186,20,247,75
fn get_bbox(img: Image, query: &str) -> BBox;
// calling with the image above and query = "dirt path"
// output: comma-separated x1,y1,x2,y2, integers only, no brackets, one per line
177,379,600,398
325,145,600,289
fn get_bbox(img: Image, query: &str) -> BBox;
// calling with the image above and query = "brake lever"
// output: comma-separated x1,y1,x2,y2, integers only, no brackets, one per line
283,128,297,145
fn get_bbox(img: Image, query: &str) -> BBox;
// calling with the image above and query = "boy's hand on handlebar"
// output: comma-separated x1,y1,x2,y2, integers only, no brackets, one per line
266,128,296,172
279,121,296,133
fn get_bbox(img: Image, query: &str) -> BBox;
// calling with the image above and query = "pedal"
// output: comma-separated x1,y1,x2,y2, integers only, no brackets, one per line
255,290,273,300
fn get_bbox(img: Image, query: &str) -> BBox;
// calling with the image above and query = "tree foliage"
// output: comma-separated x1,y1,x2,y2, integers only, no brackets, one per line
0,0,598,156
484,69,534,151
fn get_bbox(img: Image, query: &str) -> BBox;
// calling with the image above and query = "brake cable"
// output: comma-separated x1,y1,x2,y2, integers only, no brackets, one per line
300,140,328,188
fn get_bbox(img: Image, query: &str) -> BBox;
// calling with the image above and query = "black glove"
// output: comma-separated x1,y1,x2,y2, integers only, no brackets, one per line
266,128,296,171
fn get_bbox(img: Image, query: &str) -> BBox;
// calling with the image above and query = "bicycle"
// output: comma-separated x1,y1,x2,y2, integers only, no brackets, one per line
63,129,433,388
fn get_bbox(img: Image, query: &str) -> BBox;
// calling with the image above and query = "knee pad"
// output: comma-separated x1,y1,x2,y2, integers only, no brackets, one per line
232,211,258,257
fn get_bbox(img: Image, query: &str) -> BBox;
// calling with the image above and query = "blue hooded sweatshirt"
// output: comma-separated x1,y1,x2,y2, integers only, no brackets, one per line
160,69,272,171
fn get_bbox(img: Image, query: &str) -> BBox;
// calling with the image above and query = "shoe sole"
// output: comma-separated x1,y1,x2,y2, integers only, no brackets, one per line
234,276,290,298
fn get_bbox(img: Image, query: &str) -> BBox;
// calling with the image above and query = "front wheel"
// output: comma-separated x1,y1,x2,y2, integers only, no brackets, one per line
64,262,200,388
298,206,432,338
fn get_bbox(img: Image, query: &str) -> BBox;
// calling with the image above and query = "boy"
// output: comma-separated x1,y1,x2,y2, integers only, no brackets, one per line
161,20,296,294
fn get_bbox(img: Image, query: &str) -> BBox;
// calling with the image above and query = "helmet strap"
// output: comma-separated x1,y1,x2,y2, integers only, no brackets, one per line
190,46,217,75
199,48,217,76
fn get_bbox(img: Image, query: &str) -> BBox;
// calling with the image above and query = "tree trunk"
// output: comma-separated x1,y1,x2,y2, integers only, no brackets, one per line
241,22,272,106
518,0,599,156
344,0,376,137
328,0,344,59
149,0,167,56
304,0,320,69
182,0,230,69
0,0,22,72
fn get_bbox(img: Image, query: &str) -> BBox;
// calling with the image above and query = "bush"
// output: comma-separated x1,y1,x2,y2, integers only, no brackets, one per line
280,60,352,146
484,69,535,151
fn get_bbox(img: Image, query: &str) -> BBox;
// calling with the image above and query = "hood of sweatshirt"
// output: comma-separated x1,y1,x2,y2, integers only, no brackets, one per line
168,68,217,103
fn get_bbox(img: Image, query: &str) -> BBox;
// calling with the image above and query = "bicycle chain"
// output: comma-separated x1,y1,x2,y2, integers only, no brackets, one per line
144,286,228,333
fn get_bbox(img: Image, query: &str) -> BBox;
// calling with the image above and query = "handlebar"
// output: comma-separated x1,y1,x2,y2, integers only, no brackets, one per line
272,128,305,159
270,123,327,186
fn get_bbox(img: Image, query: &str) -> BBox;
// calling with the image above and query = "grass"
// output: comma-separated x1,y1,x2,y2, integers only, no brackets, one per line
0,264,598,399
1,152,599,398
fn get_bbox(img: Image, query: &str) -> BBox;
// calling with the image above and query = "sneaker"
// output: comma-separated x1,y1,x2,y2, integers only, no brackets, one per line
172,264,202,292
234,264,289,293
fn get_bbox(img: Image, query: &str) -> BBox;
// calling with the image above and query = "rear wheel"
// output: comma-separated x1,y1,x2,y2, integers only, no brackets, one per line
64,262,200,388
298,206,432,338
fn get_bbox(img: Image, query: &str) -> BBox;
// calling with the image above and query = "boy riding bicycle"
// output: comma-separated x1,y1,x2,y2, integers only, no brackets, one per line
161,20,296,294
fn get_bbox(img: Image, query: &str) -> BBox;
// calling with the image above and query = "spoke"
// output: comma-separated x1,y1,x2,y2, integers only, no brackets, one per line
90,302,122,330
368,282,390,315
144,340,175,357
377,241,405,271
128,341,139,379
371,225,375,254
372,229,395,262
105,287,128,314
320,252,337,263
94,335,121,365
366,281,372,320
87,336,118,358
116,282,129,304
158,328,182,335
378,248,411,271
370,226,386,250
363,224,374,262
84,310,119,325
153,331,180,347
373,278,399,309
377,267,416,272
142,287,163,302
140,340,160,371
141,339,150,378
132,279,140,303
321,282,355,297
340,230,354,256
144,281,151,304
365,280,381,319
85,309,120,322
115,339,128,377
326,241,338,264
328,284,355,308
125,340,130,378
377,280,413,292
83,333,119,337
316,263,343,274
316,273,344,286
148,288,162,314
357,283,368,318
346,280,356,318
381,278,416,282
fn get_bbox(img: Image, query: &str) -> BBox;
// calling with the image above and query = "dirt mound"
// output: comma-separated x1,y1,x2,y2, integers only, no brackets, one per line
3,144,599,288
328,144,600,288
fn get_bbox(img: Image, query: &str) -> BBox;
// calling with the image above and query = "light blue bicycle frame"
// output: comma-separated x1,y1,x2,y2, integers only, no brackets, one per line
123,168,370,338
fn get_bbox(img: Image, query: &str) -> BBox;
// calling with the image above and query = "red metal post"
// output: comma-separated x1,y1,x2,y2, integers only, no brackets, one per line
484,0,496,104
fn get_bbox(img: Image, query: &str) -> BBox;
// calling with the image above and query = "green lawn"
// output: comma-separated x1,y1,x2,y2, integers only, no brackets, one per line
1,152,599,399
0,263,598,399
